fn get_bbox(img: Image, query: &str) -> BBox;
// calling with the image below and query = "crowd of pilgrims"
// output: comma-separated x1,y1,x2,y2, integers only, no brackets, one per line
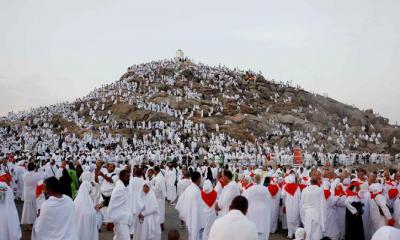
2,59,397,166
0,59,399,240
2,153,400,240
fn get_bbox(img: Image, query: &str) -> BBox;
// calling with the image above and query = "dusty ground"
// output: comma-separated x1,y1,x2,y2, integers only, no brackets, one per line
17,200,287,240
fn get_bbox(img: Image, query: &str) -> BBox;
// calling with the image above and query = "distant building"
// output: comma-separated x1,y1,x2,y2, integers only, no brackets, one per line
175,49,185,62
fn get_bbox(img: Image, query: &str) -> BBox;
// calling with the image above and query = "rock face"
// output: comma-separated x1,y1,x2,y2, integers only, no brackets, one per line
2,59,399,155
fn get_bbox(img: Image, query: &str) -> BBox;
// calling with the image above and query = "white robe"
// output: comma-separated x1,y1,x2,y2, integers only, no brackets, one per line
165,168,177,202
300,185,326,240
370,194,392,234
209,209,257,240
134,183,161,240
393,197,400,228
214,181,223,197
129,176,144,234
335,195,347,240
202,195,217,240
74,182,98,240
242,184,271,240
217,181,240,217
268,185,281,233
108,180,133,225
42,163,57,180
359,190,372,240
371,226,400,240
21,171,42,224
282,186,301,237
153,173,166,224
32,195,78,240
108,180,134,240
176,183,204,240
0,182,22,240
324,194,340,240
177,178,191,198
16,166,26,199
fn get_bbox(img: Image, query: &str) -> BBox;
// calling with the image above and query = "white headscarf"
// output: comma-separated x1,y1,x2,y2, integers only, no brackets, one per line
74,182,95,213
285,174,296,184
136,181,160,239
80,166,92,182
202,180,213,194
137,181,159,213
0,182,22,240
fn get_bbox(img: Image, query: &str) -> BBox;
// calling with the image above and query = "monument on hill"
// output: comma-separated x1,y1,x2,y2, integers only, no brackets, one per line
175,49,185,62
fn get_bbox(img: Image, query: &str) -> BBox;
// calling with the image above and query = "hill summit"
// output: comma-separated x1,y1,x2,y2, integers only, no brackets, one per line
1,57,399,161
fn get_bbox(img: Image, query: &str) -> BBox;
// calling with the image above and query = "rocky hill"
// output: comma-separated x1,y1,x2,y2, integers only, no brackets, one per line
1,58,399,155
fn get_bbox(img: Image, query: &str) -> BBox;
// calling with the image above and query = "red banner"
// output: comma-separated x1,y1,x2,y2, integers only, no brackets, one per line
293,148,303,166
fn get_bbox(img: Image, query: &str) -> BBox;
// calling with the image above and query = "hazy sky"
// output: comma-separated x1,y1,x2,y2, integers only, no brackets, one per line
1,1,399,123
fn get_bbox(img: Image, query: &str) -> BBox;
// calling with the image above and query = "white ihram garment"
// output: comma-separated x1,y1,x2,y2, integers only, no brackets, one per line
165,168,177,202
217,181,240,217
282,184,301,237
107,180,134,240
0,182,22,240
300,185,326,240
209,209,257,240
129,176,144,234
134,182,161,240
32,195,78,240
74,182,98,240
176,182,204,240
153,173,166,224
21,171,41,224
242,184,272,240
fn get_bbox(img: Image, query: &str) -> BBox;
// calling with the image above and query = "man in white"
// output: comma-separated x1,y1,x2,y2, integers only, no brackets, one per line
209,195,257,240
323,181,339,240
129,165,145,236
0,176,22,240
55,160,67,179
98,163,118,226
176,171,204,240
369,183,395,234
300,176,326,240
177,170,192,198
21,162,42,230
32,176,78,240
242,174,272,240
201,180,217,240
43,160,58,180
6,155,19,193
165,162,177,203
267,178,281,234
16,161,27,200
215,169,240,217
176,169,192,228
108,169,134,240
282,174,301,238
153,166,167,231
